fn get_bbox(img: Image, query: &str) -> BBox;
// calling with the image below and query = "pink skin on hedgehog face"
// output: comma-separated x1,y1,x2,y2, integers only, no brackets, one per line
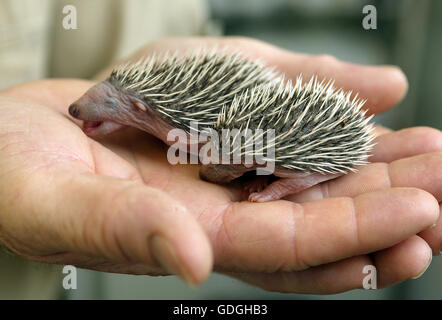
69,80,160,138
69,81,127,137
69,80,199,153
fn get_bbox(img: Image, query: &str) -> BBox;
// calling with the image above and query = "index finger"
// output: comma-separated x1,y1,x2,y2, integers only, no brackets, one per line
208,37,408,115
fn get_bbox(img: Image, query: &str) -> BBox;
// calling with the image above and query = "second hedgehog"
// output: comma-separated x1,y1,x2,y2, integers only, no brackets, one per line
69,50,375,202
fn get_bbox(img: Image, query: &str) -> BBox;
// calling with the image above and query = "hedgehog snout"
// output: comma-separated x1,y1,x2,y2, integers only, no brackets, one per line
69,104,80,118
68,98,104,122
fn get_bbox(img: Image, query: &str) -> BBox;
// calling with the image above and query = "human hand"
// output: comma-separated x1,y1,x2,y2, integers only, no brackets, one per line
0,37,440,294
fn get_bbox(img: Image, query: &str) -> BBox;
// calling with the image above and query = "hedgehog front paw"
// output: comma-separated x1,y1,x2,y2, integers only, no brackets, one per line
242,176,270,198
248,173,341,202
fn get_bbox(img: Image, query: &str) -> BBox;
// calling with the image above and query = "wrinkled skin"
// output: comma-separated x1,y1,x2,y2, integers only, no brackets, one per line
0,37,441,294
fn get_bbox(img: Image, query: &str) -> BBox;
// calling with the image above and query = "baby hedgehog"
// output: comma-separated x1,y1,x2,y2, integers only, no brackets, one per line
69,50,375,202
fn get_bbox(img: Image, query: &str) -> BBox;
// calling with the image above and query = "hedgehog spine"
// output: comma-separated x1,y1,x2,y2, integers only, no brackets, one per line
109,49,375,175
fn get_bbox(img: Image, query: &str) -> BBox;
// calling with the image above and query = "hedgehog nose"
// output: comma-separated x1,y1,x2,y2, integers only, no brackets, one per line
69,104,80,118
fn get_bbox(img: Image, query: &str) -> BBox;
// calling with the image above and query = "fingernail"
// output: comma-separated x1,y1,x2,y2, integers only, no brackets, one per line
150,235,197,287
411,254,432,279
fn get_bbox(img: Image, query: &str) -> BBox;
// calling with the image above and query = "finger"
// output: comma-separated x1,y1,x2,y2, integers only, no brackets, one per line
214,188,438,272
389,152,442,201
219,37,408,115
275,54,408,116
228,235,432,294
1,171,213,286
370,127,442,163
419,203,442,256
374,235,432,288
373,125,394,137
226,256,372,294
286,152,442,203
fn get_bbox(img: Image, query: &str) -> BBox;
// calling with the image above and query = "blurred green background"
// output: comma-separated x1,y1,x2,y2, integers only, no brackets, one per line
66,0,442,300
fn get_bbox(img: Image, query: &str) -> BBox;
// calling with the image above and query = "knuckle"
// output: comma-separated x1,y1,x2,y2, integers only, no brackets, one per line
218,202,236,248
315,54,339,65
287,201,308,271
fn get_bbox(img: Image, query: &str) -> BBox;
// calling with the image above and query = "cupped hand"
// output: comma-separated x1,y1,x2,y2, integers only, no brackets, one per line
0,37,440,294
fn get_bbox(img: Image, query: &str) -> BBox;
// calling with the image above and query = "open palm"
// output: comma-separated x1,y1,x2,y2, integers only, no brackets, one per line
0,37,441,294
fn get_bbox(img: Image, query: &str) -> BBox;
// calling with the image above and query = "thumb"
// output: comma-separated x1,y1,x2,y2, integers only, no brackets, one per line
2,171,213,286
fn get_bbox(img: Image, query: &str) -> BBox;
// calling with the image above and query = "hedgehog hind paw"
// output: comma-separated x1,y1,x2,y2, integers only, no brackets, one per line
248,173,341,202
242,175,271,198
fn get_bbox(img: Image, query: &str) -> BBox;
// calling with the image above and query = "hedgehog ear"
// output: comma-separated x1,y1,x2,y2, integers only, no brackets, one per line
135,101,147,112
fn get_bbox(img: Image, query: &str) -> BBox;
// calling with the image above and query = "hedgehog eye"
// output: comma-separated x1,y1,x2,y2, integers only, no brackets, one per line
134,101,147,112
